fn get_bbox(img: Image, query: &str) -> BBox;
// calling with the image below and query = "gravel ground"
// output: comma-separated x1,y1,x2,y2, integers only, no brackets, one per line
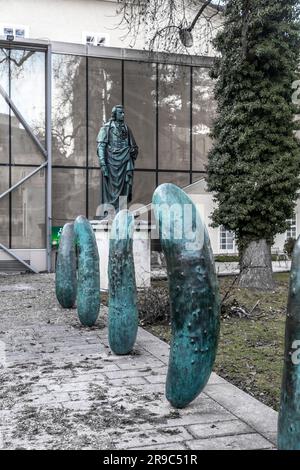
0,272,278,450
0,272,202,450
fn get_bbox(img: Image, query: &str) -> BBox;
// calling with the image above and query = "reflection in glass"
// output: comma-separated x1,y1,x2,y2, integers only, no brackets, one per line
192,173,207,184
187,175,208,194
158,64,190,170
0,96,9,164
192,67,216,171
52,168,86,226
88,58,122,168
0,50,9,164
124,61,156,170
0,166,9,245
158,172,190,188
0,48,9,93
10,49,45,132
52,54,86,166
11,110,45,165
131,171,156,206
11,167,46,249
88,169,102,219
10,49,46,164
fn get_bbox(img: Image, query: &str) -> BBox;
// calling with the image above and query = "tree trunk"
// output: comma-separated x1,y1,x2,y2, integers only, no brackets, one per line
239,239,275,290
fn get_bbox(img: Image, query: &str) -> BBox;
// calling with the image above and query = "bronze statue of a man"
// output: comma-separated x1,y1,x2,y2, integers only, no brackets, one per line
97,105,138,211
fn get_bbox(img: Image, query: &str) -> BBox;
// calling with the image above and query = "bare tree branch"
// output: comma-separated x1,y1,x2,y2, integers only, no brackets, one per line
116,0,225,53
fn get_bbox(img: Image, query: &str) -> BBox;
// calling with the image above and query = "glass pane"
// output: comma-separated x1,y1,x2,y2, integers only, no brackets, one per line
124,61,156,170
158,172,190,188
11,167,46,249
52,168,86,226
192,67,216,171
192,173,206,183
186,176,207,195
131,171,156,206
0,48,9,93
158,64,190,171
11,110,45,165
10,49,46,164
0,49,10,164
88,169,102,219
52,54,86,166
0,95,9,163
88,57,122,168
0,166,9,245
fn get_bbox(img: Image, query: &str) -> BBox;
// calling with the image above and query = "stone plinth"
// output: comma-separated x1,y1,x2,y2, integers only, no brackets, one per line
90,219,151,291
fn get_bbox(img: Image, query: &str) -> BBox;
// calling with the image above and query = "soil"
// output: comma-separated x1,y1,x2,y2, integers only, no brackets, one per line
145,273,289,411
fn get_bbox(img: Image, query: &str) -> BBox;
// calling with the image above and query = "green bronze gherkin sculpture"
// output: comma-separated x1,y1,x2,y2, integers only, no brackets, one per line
152,183,220,408
108,210,138,355
74,215,100,327
55,222,77,309
278,236,300,450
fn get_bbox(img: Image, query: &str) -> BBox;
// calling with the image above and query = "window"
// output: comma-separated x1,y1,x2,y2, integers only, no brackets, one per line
0,24,29,39
286,216,297,240
82,32,110,47
220,226,235,252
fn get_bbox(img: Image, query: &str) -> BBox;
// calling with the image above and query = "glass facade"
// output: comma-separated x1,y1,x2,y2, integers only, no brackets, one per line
0,42,215,252
0,47,46,250
51,54,215,227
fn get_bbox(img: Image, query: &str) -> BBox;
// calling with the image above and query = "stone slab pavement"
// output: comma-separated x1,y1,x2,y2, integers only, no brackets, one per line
0,273,277,450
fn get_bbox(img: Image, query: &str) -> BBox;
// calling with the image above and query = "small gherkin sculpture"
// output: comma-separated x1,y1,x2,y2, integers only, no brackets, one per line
152,183,220,408
278,236,300,450
55,222,77,309
74,215,100,327
108,210,138,355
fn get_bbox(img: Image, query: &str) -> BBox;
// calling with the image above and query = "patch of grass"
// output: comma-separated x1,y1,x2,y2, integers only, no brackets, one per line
146,272,290,411
214,255,239,263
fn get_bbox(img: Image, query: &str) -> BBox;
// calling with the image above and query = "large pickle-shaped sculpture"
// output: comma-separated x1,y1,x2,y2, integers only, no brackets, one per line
278,236,300,450
55,223,77,308
74,215,100,326
153,183,220,408
108,210,138,355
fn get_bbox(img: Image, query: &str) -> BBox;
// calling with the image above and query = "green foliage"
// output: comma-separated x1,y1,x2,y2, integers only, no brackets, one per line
284,237,296,257
207,0,300,250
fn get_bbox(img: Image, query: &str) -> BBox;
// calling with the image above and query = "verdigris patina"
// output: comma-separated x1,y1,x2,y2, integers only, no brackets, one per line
153,183,220,408
278,236,300,450
55,222,77,309
74,215,100,327
97,105,138,212
108,210,138,355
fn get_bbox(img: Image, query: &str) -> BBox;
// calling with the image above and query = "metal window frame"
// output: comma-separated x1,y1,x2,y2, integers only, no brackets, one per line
0,37,214,273
286,214,297,240
0,39,51,273
219,225,236,253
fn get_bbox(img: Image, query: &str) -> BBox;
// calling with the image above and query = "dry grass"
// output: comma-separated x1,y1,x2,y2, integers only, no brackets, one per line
146,272,289,411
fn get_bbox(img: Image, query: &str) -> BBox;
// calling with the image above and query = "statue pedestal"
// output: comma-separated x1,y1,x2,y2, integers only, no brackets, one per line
90,219,151,291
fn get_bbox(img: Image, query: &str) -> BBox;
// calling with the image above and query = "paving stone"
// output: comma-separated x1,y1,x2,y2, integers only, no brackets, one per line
188,419,254,439
186,433,274,450
117,357,165,370
131,443,188,450
104,366,166,381
144,374,166,384
0,273,278,450
107,376,148,387
112,426,193,449
204,382,278,439
63,401,93,411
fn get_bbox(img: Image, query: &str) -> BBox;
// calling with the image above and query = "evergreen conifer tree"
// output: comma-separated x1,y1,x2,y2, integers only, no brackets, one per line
207,0,300,289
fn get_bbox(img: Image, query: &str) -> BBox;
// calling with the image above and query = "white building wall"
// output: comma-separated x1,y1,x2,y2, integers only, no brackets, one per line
187,179,300,255
0,0,139,48
0,0,221,54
